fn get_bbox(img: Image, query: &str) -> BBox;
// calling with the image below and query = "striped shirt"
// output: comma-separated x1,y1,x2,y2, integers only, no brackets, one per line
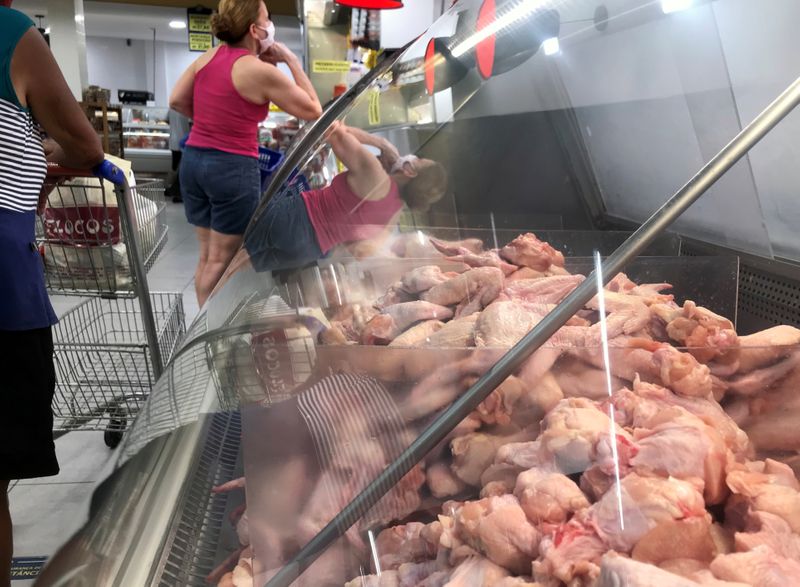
0,97,47,212
0,8,47,213
297,373,423,530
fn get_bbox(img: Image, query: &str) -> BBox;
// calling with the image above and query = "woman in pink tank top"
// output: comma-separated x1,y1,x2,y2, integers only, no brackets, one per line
240,122,448,274
169,0,322,307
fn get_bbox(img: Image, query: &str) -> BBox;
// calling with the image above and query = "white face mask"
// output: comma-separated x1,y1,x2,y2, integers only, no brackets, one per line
255,22,275,54
391,155,419,174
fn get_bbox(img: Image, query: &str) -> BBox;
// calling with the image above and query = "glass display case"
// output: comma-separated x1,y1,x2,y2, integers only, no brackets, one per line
35,1,800,586
123,106,170,152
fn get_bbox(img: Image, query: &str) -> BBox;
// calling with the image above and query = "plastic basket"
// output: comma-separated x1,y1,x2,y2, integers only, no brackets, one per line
258,147,284,191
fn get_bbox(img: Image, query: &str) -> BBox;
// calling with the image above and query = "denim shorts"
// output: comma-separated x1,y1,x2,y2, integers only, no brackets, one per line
244,189,324,273
180,146,260,235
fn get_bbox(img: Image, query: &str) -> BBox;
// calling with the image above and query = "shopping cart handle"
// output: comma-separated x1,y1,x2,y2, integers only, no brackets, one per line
92,160,125,186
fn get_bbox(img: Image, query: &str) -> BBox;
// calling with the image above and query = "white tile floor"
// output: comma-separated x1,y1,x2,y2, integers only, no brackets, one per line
7,201,200,584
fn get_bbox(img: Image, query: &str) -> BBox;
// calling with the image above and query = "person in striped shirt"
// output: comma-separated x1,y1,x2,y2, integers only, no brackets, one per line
0,2,103,583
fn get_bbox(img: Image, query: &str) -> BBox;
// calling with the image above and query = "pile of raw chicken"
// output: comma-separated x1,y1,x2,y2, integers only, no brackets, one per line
214,232,800,587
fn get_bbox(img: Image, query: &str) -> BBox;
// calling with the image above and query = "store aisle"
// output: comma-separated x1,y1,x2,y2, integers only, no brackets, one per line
8,201,200,584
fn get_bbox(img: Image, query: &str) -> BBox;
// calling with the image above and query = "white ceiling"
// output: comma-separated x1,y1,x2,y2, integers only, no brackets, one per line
13,1,303,50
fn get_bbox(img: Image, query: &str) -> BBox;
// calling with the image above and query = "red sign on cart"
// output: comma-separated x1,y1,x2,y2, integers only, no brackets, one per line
42,206,121,245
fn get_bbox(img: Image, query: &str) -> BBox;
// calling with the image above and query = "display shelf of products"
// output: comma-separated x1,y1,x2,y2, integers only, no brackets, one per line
122,106,171,173
82,102,124,158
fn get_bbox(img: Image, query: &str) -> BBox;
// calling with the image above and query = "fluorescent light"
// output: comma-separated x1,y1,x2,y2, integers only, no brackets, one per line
661,0,693,14
44,27,51,34
169,20,187,29
542,36,559,56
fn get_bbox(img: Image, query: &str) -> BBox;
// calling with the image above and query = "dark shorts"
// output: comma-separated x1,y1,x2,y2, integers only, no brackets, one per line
180,146,261,235
244,189,324,273
0,327,59,480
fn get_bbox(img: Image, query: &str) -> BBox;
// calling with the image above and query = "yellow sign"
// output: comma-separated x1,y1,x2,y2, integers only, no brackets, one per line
269,103,283,112
188,14,211,32
312,60,352,74
189,33,213,52
368,89,381,126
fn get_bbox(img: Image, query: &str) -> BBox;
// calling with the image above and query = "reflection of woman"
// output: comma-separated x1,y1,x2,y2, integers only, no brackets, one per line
169,0,322,306
244,122,448,272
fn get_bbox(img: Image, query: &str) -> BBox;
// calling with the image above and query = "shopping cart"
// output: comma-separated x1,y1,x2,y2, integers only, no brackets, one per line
40,161,185,447
38,162,168,296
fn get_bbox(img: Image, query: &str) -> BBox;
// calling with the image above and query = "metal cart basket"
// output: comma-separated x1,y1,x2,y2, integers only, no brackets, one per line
40,161,182,447
52,293,185,447
37,169,168,296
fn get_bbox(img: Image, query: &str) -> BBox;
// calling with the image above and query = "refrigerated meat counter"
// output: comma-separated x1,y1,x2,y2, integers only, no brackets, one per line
35,0,800,585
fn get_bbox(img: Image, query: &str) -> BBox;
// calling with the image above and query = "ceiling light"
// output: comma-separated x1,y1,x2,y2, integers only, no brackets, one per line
661,0,692,14
542,36,559,55
44,26,51,35
169,20,187,29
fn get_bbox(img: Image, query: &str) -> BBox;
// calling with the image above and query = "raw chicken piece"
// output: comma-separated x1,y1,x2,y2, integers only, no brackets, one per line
362,301,454,344
375,522,440,570
725,350,800,396
401,350,501,420
429,237,485,256
735,511,800,561
725,459,800,533
443,556,510,587
626,379,750,457
585,290,651,342
448,496,541,574
423,314,479,348
344,571,400,587
494,441,544,471
653,344,714,398
398,560,444,586
454,279,504,318
451,427,536,487
631,518,723,565
389,234,481,258
428,461,470,499
514,468,589,527
326,304,380,343
500,233,565,271
509,371,564,429
598,553,701,587
402,266,459,294
553,356,627,401
502,275,584,305
446,251,518,276
652,300,738,365
539,397,636,475
376,281,416,309
630,407,729,504
534,526,605,584
422,267,505,307
507,267,548,282
589,473,709,553
744,407,800,452
736,325,800,373
539,475,709,583
474,301,543,348
710,545,800,586
390,320,446,347
607,273,674,305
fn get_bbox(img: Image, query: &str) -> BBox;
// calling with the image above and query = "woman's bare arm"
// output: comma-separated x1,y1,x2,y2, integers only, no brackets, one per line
169,56,202,118
12,28,103,169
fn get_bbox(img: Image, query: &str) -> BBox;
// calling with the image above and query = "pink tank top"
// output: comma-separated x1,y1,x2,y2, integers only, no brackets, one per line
186,46,269,158
302,172,403,253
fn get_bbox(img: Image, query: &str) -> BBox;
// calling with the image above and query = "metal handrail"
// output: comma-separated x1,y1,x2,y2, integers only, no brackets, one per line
265,75,800,587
